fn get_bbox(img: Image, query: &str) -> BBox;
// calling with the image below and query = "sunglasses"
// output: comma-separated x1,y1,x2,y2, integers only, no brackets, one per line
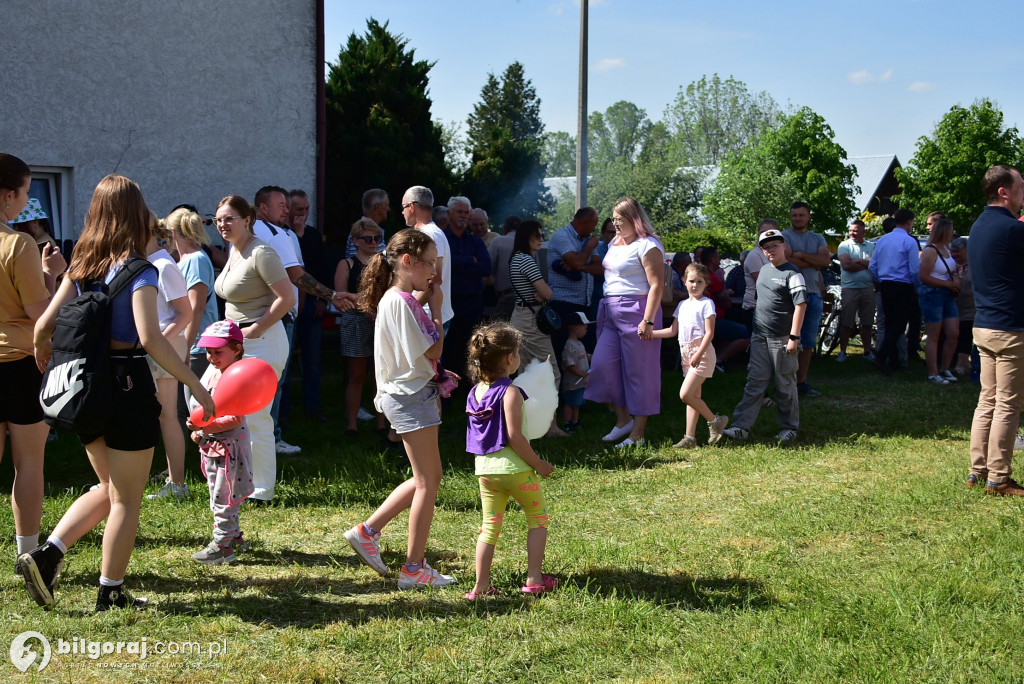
357,235,383,244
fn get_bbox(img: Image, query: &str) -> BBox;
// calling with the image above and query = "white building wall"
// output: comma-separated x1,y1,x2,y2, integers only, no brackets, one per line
0,1,317,239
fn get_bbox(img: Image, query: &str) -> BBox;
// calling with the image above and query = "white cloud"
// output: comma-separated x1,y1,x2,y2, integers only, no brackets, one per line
848,68,893,85
594,58,625,73
908,81,936,92
548,3,564,16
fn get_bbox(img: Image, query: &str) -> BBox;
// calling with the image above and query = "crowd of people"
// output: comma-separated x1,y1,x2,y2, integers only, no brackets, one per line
2,149,1022,608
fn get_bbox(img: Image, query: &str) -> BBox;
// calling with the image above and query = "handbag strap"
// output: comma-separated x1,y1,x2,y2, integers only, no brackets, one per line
509,253,540,312
927,244,955,278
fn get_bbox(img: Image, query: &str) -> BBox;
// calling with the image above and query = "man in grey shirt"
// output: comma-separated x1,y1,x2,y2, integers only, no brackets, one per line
783,201,829,397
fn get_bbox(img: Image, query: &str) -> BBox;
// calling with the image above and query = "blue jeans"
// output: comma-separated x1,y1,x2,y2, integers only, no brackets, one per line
289,297,323,413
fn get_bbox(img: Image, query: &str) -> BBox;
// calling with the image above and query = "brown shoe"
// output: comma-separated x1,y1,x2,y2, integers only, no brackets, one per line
967,473,987,489
986,478,1024,496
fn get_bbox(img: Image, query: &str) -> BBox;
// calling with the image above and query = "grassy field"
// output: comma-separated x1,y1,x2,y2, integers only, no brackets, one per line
1,345,1020,683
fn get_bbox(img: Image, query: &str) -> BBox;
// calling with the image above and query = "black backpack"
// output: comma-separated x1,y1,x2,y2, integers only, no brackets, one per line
39,258,156,432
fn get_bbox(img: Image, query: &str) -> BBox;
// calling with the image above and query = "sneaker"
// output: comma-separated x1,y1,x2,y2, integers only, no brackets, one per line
986,478,1024,497
966,473,986,489
357,407,375,421
707,414,729,445
940,369,957,383
192,541,237,565
797,382,821,397
836,351,847,363
146,480,189,500
397,561,455,590
722,426,749,441
276,440,302,455
928,375,949,385
774,429,798,443
17,542,65,609
601,420,633,443
344,524,388,576
95,584,148,612
672,436,697,449
863,351,876,362
1015,433,1024,452
614,437,646,449
564,421,578,434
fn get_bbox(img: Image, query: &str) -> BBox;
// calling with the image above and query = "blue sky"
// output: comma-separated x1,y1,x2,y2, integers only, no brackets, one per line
326,1,1024,167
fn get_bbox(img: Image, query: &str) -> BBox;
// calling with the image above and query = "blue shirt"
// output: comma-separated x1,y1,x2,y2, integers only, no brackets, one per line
178,251,218,355
443,227,491,298
869,227,920,285
548,224,594,306
968,205,1024,331
78,260,160,343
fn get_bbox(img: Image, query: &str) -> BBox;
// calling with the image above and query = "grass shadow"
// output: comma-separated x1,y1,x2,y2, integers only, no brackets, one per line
573,567,775,611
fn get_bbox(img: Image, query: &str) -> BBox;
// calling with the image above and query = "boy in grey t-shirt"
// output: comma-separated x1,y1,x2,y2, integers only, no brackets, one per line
723,229,808,443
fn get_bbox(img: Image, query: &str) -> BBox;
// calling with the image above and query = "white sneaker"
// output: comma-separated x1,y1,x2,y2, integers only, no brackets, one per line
722,426,749,441
940,369,957,383
357,407,375,421
276,440,302,455
927,375,949,385
614,437,645,449
836,351,847,363
601,420,634,442
146,480,189,500
707,415,729,445
344,524,388,576
397,561,455,590
1015,433,1024,451
774,429,798,443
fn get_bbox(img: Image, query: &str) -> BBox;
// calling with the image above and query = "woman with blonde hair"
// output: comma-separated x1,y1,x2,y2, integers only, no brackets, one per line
144,213,192,500
20,174,215,611
584,196,665,447
334,218,387,437
918,218,960,384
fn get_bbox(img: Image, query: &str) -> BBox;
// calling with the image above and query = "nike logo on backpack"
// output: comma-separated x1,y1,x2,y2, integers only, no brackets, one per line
39,358,86,415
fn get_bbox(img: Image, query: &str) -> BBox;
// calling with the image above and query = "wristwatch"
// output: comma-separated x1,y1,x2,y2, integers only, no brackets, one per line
789,334,800,341
644,320,654,326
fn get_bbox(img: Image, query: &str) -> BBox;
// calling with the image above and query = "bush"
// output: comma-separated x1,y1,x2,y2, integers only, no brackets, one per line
660,227,745,257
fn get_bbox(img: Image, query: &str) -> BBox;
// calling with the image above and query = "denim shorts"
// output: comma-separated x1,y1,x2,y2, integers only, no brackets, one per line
800,293,824,349
378,383,441,435
562,387,586,407
918,285,958,324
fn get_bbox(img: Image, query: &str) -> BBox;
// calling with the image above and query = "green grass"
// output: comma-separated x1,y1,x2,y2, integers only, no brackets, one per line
1,344,1021,683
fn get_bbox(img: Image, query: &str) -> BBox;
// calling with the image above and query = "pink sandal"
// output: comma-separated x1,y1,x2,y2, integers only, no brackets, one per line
521,574,558,595
464,586,501,600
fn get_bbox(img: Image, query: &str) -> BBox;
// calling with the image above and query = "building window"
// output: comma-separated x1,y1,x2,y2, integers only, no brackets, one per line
29,167,71,242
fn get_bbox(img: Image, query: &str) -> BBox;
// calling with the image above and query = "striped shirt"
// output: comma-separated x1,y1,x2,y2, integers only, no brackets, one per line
510,252,544,305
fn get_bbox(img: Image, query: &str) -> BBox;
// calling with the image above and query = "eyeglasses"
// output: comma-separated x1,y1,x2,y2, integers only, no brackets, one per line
611,217,625,225
401,201,417,211
357,235,383,244
213,216,243,226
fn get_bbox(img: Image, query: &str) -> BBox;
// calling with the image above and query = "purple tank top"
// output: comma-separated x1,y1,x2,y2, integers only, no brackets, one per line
466,378,529,455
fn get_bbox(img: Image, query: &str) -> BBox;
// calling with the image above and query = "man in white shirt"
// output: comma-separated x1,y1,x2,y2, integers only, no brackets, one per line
401,185,453,332
252,186,346,456
836,219,876,362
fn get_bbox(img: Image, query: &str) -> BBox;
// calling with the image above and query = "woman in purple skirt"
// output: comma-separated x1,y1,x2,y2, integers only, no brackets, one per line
584,197,665,448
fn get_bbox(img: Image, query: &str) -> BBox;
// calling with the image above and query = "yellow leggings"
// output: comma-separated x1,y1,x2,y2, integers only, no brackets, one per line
478,471,549,545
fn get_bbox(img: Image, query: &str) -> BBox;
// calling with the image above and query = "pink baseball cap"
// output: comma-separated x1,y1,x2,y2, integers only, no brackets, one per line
197,320,243,348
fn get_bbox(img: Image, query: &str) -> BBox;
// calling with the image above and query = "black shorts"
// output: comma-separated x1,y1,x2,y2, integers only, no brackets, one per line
0,356,45,425
78,355,161,451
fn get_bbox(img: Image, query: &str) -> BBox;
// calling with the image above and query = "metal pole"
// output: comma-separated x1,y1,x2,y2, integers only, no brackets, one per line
575,0,588,209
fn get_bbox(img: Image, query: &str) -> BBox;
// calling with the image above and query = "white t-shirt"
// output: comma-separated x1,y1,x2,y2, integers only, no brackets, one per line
416,222,454,323
373,289,437,408
673,296,716,345
252,219,299,315
148,249,188,334
742,248,769,310
603,236,665,296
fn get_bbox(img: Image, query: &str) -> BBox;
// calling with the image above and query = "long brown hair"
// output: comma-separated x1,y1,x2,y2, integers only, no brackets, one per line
467,322,522,384
68,174,150,282
358,228,436,316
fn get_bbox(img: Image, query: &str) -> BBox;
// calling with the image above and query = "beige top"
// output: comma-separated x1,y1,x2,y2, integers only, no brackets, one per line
214,237,288,323
0,225,51,361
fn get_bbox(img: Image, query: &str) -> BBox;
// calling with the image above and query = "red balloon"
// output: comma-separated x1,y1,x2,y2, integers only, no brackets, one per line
189,358,278,427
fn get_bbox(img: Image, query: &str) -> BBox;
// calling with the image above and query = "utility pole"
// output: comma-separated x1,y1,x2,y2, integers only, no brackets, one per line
575,0,588,209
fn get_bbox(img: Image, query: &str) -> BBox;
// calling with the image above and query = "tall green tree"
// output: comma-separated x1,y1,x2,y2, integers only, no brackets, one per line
541,131,576,177
704,107,857,242
895,99,1024,232
665,74,781,167
325,19,452,241
464,62,551,220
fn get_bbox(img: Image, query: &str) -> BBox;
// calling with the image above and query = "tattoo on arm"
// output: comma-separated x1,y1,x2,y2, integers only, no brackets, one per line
296,272,334,300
